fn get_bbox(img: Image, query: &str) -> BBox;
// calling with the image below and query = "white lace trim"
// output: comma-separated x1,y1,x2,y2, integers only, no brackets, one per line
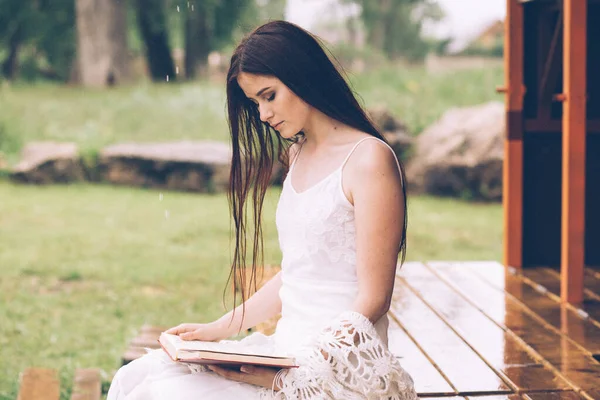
259,311,417,400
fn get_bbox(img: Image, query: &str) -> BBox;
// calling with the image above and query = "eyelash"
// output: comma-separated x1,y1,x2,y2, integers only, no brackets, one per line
250,93,275,108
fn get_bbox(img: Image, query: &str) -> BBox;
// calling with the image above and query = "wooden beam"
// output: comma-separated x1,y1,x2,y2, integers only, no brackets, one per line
561,0,587,304
17,368,60,400
503,0,525,269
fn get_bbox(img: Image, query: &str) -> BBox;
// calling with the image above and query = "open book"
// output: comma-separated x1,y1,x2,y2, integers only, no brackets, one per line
159,332,298,368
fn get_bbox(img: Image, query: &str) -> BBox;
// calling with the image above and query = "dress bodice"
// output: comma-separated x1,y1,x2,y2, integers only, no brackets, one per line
273,136,402,352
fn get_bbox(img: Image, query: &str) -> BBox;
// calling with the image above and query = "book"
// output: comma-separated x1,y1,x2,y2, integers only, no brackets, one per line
158,332,298,369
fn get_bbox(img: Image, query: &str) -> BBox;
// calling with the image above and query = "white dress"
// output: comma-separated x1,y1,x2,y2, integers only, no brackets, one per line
107,136,417,399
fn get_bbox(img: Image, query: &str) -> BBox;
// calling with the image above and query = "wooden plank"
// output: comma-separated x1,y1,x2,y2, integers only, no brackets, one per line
17,368,60,400
522,268,600,323
524,119,600,133
139,324,166,335
525,391,586,400
70,369,101,400
388,314,456,396
427,262,600,400
129,334,161,349
465,263,600,355
583,268,600,298
503,0,526,269
122,347,148,366
394,263,512,395
419,396,467,400
401,262,571,393
419,397,465,400
561,0,587,304
467,396,523,400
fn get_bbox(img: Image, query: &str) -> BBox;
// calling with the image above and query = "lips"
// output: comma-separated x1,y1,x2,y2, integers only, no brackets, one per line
272,121,284,129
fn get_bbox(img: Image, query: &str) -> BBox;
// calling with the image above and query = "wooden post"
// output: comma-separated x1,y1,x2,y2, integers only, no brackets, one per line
503,0,525,270
561,0,586,304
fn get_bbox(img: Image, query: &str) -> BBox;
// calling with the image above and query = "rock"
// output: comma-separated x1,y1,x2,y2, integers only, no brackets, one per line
382,131,414,162
98,141,232,192
368,106,409,134
10,142,86,183
406,102,504,201
368,107,414,161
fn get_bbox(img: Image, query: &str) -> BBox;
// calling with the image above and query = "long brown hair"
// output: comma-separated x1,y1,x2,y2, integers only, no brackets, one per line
225,20,408,332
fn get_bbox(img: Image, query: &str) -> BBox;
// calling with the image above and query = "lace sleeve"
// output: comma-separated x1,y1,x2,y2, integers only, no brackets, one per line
260,311,418,400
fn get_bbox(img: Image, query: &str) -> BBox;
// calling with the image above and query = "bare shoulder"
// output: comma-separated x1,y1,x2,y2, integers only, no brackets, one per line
347,137,400,178
343,136,403,205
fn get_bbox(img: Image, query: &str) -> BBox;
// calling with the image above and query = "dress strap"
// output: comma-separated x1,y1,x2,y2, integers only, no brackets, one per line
340,137,404,184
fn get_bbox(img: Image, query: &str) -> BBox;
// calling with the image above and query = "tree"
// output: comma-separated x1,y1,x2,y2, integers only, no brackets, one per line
347,0,444,61
75,0,130,87
134,0,177,82
0,0,76,81
181,0,263,79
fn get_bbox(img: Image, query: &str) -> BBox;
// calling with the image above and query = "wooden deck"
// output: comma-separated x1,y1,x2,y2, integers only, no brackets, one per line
391,262,600,400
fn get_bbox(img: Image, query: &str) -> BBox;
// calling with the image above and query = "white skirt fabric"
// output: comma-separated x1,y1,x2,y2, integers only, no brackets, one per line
107,332,274,399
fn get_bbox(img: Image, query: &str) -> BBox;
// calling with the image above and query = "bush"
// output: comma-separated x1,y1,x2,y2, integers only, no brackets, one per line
328,43,389,72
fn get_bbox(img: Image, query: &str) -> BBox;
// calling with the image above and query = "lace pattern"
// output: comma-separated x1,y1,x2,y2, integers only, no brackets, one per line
277,169,357,272
258,311,418,400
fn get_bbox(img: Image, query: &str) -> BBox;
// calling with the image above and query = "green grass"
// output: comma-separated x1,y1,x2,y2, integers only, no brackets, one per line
0,64,504,397
0,64,504,165
0,180,501,399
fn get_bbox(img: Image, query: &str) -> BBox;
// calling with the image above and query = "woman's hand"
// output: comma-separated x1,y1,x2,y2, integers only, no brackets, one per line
207,365,282,390
165,321,232,342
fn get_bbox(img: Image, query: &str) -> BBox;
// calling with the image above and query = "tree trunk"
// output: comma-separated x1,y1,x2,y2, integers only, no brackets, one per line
135,0,176,82
1,24,22,80
184,5,210,80
75,0,130,87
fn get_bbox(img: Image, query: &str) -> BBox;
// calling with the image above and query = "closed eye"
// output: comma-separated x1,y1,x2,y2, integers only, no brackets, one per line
267,93,275,102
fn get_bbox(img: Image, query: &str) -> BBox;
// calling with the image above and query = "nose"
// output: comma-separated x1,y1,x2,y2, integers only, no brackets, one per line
258,103,274,123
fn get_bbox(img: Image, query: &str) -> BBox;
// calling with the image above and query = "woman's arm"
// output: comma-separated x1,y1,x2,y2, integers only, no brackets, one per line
215,271,283,336
347,140,405,324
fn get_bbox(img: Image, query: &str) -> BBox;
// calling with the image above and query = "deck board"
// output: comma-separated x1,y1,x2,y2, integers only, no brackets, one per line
425,262,600,400
399,262,572,393
392,267,512,395
522,268,600,322
463,262,600,356
524,392,587,400
387,314,456,396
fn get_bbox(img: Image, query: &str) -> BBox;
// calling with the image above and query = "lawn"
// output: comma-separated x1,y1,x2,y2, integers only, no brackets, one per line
0,180,501,399
0,63,505,398
0,64,503,165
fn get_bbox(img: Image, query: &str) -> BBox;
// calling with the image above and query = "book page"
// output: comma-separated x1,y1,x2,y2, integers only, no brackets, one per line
162,333,289,358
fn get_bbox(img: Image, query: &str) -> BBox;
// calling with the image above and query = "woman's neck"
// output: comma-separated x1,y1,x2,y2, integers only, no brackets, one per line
301,109,351,149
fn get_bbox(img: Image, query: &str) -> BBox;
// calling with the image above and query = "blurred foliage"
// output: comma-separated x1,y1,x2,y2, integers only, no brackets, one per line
0,0,75,81
344,0,445,62
0,0,284,82
460,37,504,58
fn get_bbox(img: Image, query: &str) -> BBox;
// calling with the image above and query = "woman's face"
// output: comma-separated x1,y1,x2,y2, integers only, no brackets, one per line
237,72,311,139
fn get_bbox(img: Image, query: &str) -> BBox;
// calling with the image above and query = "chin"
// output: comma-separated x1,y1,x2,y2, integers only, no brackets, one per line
278,127,297,140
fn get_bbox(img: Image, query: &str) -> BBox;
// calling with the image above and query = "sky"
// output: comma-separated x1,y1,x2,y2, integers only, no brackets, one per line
285,0,506,44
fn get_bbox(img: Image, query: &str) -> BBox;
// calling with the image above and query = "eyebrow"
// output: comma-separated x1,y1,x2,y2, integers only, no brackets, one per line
255,87,271,97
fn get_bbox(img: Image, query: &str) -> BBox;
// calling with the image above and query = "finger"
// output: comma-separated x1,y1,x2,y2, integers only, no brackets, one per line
165,324,189,335
180,328,202,340
207,366,245,382
240,365,255,374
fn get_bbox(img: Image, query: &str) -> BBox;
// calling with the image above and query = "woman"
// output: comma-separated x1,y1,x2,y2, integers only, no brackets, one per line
107,20,417,399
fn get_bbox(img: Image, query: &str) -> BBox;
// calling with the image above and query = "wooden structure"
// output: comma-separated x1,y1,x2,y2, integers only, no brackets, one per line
501,0,600,304
109,262,600,399
17,368,101,400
